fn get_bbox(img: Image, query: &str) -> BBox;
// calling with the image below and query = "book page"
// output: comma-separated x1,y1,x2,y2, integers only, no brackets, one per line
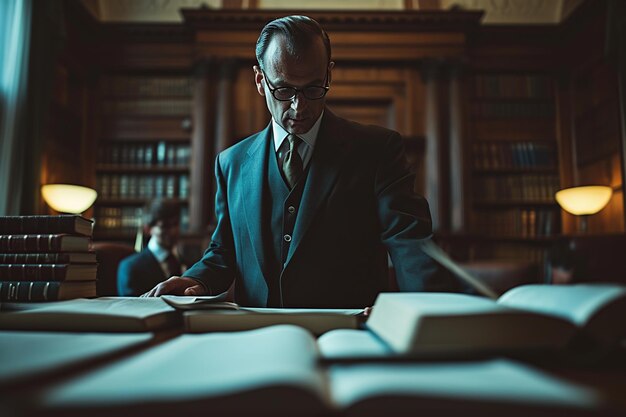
330,359,602,415
241,307,363,315
40,325,329,415
498,284,626,326
161,294,238,310
0,297,179,332
318,329,392,360
183,308,360,335
0,331,151,387
366,293,575,354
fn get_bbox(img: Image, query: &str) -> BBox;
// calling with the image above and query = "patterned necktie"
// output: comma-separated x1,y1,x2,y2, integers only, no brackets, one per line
282,134,303,189
165,253,182,277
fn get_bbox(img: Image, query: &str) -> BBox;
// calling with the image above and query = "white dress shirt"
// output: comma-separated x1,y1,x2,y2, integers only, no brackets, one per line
271,111,324,169
147,236,185,277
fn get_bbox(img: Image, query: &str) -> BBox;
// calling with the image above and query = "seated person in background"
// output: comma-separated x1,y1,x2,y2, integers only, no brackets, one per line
117,200,185,296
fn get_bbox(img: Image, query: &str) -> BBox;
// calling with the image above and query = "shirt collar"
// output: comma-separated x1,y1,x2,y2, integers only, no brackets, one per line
272,110,324,152
147,236,173,263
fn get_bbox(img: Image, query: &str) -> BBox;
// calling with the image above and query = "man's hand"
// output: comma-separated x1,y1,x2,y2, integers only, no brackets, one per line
140,276,207,297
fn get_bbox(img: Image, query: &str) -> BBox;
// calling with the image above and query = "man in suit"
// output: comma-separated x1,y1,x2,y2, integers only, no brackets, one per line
142,15,439,307
118,200,184,296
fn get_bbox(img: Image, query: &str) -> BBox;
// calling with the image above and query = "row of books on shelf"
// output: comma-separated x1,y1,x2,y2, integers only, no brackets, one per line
471,101,554,119
485,243,547,264
101,99,191,116
473,74,553,99
94,206,190,234
473,141,557,170
98,141,191,167
0,215,97,302
473,208,559,238
100,76,192,97
97,174,190,200
473,174,560,203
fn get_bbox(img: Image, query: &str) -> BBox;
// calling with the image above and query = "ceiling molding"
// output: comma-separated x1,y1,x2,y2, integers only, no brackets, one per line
84,0,584,25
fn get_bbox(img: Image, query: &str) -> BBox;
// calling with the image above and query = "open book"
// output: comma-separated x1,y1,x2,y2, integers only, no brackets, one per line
0,331,151,388
322,283,626,359
162,295,363,335
0,297,180,332
33,325,606,417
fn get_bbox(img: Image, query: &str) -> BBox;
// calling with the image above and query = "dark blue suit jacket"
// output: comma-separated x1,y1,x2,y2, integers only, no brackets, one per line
184,110,438,308
117,248,167,296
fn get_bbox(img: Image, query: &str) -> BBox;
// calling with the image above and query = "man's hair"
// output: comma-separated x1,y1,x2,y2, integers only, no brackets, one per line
255,15,331,71
143,200,180,228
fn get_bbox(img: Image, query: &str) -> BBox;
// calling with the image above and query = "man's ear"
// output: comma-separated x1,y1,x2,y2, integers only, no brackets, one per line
327,61,335,85
253,65,265,97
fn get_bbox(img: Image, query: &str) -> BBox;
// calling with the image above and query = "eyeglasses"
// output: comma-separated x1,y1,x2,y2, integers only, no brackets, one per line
263,70,330,101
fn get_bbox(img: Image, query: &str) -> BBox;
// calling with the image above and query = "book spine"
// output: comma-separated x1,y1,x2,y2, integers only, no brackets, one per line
0,235,64,253
0,216,79,235
0,264,67,281
0,253,69,264
0,281,60,301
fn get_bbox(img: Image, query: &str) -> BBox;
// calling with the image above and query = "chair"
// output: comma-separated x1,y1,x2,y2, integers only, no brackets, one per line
91,242,136,296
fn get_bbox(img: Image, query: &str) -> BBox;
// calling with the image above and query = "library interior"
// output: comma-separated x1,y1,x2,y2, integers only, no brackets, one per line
0,0,625,416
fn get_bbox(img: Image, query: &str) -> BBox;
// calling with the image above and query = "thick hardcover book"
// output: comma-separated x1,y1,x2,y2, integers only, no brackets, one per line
0,215,93,236
0,297,180,331
0,281,96,302
0,234,91,253
34,325,606,417
0,264,97,281
362,283,626,356
0,252,96,264
161,295,362,335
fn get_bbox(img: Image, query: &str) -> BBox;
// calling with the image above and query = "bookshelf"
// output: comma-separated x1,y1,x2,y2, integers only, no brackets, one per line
94,75,193,241
468,73,561,263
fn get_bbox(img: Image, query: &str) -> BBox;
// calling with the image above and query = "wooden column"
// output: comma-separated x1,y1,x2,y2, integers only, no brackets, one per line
190,60,217,234
214,59,238,155
448,64,467,233
421,60,450,232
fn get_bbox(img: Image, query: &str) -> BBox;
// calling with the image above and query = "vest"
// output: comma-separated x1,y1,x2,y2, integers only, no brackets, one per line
265,139,309,307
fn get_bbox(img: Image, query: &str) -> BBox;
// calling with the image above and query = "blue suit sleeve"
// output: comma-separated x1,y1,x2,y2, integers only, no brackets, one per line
374,132,439,291
182,154,237,294
117,257,136,296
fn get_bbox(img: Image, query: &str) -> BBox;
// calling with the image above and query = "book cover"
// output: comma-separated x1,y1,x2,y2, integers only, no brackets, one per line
0,235,91,253
0,252,96,264
0,216,93,237
0,264,97,282
0,281,96,302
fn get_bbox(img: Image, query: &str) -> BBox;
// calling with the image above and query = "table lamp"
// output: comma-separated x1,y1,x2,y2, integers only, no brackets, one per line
555,185,612,233
41,184,98,215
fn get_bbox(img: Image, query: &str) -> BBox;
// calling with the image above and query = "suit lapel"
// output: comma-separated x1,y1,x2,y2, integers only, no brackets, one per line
286,111,351,265
241,124,271,278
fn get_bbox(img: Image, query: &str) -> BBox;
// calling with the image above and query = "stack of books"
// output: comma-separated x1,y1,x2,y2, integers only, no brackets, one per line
0,215,97,301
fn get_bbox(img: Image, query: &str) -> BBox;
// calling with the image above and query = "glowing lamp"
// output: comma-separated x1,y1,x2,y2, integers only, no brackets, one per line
555,185,612,232
41,184,98,214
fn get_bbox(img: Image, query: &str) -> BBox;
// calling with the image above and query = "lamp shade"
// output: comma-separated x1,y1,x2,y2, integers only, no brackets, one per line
41,184,98,214
555,185,612,216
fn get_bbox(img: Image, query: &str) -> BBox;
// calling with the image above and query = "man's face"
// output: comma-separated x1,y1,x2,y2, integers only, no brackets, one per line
148,218,180,250
254,36,334,135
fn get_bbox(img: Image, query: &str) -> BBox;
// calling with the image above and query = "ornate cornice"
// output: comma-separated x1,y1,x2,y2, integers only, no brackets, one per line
100,23,194,43
181,9,484,32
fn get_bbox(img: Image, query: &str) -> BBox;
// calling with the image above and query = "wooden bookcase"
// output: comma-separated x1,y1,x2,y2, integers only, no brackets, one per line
44,1,623,264
93,74,193,241
466,72,561,263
